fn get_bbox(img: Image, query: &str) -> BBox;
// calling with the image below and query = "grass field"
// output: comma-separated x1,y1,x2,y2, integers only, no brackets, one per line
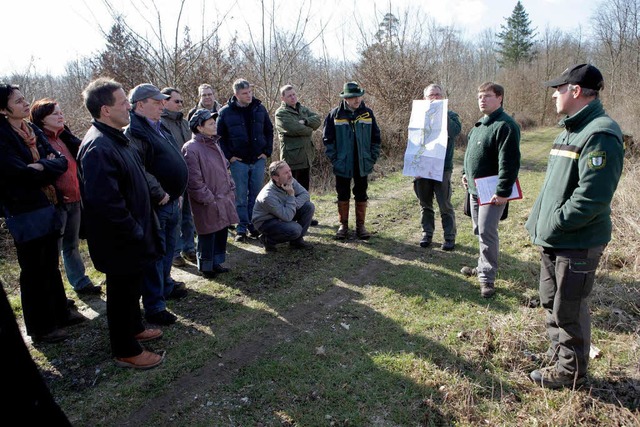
1,126,638,426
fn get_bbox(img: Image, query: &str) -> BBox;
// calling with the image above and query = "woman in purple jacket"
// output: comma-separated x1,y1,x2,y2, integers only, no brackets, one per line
182,109,238,278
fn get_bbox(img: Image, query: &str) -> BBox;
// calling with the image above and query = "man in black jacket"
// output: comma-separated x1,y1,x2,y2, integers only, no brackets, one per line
125,83,189,326
217,79,273,242
78,78,164,369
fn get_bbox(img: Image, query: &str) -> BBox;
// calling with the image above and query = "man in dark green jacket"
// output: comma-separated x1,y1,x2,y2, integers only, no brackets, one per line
323,82,381,240
414,84,462,250
462,82,521,298
275,85,321,225
526,64,624,389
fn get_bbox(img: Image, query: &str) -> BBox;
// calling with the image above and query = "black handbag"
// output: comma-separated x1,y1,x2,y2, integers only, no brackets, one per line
4,205,63,244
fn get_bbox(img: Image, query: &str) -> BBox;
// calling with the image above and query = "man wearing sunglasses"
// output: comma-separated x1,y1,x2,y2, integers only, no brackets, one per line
161,87,197,267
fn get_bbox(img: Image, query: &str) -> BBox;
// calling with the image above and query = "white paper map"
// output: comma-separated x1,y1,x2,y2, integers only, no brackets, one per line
402,99,448,181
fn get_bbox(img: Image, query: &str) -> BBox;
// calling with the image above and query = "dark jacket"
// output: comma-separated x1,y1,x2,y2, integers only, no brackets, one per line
525,99,624,249
161,109,192,149
125,112,188,203
0,118,67,216
78,120,161,275
463,107,520,197
323,100,381,178
444,110,462,171
217,96,274,164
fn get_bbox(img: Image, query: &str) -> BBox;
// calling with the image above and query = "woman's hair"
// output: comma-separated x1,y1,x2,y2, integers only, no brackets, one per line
29,98,58,129
0,83,21,113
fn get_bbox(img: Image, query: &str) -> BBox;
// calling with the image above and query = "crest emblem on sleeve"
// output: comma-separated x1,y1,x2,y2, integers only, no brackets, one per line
587,151,606,169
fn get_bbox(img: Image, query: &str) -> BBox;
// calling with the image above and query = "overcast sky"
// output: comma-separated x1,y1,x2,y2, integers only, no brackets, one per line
1,0,599,76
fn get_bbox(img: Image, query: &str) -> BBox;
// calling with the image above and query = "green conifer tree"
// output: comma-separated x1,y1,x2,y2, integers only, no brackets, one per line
496,1,537,66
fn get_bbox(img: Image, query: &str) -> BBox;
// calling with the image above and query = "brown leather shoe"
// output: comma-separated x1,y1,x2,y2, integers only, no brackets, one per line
115,350,165,370
134,328,163,342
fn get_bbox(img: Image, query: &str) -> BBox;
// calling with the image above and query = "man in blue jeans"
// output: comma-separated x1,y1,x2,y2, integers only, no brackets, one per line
252,161,314,252
125,83,189,326
217,79,273,242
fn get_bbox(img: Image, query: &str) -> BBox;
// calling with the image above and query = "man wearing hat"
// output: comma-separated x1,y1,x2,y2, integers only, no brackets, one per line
526,64,624,389
125,83,189,326
322,81,381,240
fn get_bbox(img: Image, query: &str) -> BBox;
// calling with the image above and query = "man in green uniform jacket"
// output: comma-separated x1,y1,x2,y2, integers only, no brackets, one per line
462,82,521,298
275,85,321,225
526,64,624,389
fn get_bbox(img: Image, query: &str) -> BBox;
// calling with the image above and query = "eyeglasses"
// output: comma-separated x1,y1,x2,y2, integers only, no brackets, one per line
173,99,184,104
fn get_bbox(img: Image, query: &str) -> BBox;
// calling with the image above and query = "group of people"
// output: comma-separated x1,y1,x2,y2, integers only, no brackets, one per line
0,63,625,391
423,64,623,390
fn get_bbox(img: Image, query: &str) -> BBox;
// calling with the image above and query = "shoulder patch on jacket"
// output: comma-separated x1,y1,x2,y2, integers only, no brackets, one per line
587,151,606,169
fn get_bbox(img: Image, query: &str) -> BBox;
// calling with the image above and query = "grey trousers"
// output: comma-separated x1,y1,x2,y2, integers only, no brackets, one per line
539,245,603,377
470,194,505,284
413,171,457,241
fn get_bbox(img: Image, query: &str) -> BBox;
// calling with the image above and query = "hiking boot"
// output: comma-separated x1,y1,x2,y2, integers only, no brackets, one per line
172,256,186,267
460,266,477,276
310,219,319,226
480,282,495,298
115,350,165,370
234,233,247,243
530,366,586,389
212,264,230,274
441,240,455,251
419,233,432,248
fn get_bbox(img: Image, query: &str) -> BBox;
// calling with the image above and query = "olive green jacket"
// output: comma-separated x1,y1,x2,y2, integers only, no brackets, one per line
275,102,321,170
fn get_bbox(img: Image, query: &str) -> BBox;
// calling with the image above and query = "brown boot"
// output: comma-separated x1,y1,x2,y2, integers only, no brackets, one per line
336,200,350,240
355,201,371,240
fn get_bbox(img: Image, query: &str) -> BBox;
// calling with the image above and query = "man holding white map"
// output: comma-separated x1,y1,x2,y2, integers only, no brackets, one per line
461,82,520,298
407,84,461,250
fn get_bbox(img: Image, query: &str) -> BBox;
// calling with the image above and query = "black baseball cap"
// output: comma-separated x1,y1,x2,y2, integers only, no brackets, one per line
544,64,604,91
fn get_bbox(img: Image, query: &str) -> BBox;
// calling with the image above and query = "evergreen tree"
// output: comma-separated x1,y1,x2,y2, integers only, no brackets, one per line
496,1,537,66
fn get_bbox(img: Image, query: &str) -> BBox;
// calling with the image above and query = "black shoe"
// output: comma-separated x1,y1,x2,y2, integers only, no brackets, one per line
182,251,197,263
67,298,76,308
248,228,260,238
76,284,102,295
63,309,89,326
259,234,278,252
145,310,177,325
234,233,247,243
32,328,69,343
419,234,432,248
172,256,186,267
212,264,230,274
290,238,313,249
201,270,218,279
441,240,455,251
167,285,188,300
310,219,319,226
169,279,186,289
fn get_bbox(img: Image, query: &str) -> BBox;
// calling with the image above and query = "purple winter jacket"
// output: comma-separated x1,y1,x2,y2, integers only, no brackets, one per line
182,133,238,234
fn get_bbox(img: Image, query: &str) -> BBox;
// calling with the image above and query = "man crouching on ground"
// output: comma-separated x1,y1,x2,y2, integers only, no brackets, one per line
252,160,315,252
